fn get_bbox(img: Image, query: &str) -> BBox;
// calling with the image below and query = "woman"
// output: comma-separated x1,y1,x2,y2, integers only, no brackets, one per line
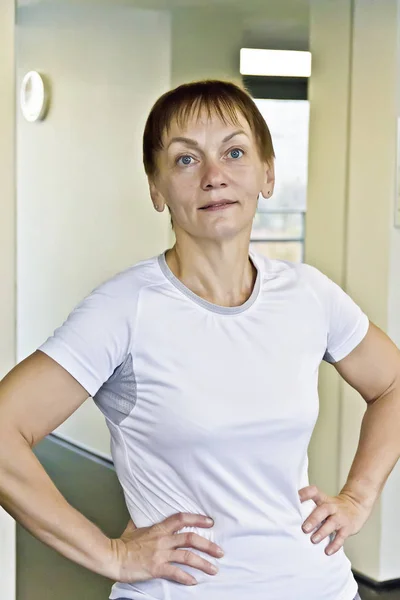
1,79,400,600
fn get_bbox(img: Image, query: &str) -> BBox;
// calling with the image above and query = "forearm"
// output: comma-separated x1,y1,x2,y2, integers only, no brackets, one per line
0,429,117,579
340,385,400,508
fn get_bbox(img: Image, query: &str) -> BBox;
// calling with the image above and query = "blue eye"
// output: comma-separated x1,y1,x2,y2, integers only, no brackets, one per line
229,148,244,159
177,155,193,166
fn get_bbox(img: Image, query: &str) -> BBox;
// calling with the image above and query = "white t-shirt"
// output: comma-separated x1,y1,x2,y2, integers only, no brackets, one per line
38,251,369,600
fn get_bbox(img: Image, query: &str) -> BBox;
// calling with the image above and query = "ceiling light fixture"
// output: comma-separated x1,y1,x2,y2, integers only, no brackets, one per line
240,48,312,78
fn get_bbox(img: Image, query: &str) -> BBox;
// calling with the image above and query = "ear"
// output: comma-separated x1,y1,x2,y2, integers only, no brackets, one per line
149,178,165,212
260,159,275,199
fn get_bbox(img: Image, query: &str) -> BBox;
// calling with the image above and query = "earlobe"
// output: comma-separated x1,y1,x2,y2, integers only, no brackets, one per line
261,160,275,199
149,179,165,212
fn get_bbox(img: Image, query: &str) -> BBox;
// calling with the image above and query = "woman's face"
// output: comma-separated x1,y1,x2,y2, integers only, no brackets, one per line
149,109,274,242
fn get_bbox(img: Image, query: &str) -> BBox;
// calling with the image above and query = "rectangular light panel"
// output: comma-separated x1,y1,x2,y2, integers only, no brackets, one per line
240,48,312,78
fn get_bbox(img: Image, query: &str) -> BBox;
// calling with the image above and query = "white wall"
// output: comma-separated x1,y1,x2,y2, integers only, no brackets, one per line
16,2,171,458
0,0,17,597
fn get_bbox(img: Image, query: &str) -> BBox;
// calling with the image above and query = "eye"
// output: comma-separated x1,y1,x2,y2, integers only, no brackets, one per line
228,148,244,159
177,154,195,166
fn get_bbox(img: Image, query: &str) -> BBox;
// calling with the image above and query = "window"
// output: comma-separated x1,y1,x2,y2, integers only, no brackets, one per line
250,98,309,263
241,49,310,264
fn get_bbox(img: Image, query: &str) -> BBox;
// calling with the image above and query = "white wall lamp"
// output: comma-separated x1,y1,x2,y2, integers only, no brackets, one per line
20,71,50,122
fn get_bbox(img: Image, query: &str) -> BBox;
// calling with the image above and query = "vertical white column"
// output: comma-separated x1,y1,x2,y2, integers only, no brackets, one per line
340,0,399,581
0,0,16,596
306,0,353,498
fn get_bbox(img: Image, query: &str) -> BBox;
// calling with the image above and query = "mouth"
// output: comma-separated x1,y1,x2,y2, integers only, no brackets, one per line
199,200,238,211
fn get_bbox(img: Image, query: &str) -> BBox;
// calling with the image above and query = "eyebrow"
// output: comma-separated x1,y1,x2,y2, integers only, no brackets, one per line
166,129,249,150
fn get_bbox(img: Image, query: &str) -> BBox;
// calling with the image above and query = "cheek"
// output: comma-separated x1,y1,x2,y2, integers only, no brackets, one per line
165,180,197,214
233,166,263,195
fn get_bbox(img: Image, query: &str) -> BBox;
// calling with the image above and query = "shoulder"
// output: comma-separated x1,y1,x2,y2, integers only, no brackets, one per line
251,251,324,285
251,252,333,312
87,254,164,306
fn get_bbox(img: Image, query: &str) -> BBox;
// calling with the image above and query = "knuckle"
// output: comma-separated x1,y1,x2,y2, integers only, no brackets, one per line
321,510,331,522
152,549,164,565
154,522,167,536
154,536,164,552
186,532,195,546
183,549,193,563
200,559,210,571
330,516,341,528
148,558,160,577
150,533,163,551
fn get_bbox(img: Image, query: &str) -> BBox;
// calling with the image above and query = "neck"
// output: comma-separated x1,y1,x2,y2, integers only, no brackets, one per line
165,235,256,308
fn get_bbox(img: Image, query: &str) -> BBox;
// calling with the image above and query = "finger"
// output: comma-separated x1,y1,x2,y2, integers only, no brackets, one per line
160,564,198,586
310,517,340,544
302,504,335,533
299,485,326,506
171,549,218,576
325,530,347,556
171,532,224,558
160,513,213,535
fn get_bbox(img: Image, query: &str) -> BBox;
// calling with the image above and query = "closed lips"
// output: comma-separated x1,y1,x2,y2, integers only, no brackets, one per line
199,201,237,209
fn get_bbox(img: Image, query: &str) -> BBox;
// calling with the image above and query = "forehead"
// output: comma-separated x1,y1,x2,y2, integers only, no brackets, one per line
161,107,254,145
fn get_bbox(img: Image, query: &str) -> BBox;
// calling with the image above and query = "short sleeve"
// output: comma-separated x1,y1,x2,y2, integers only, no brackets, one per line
38,273,135,397
301,264,370,364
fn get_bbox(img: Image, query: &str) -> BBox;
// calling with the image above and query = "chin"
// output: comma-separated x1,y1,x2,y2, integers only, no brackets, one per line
201,220,251,241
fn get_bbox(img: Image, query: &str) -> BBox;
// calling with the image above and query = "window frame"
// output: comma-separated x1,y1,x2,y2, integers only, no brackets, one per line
244,73,309,263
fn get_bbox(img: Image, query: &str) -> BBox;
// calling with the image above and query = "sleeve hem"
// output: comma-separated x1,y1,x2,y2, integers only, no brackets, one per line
324,313,370,364
38,341,101,397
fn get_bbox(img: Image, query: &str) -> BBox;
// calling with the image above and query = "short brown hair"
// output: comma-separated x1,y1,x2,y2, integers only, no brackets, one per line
143,79,275,179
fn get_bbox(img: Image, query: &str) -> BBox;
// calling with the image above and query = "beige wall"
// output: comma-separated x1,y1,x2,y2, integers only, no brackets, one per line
16,3,171,458
306,0,353,501
0,0,17,597
344,0,400,582
308,0,400,582
171,6,243,88
1,0,16,378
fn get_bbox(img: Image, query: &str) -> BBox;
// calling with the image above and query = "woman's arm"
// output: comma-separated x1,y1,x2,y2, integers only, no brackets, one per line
0,350,118,579
334,321,400,506
299,321,400,556
0,350,223,586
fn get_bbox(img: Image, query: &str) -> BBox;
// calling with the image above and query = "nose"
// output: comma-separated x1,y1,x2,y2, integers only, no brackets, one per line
201,160,228,191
